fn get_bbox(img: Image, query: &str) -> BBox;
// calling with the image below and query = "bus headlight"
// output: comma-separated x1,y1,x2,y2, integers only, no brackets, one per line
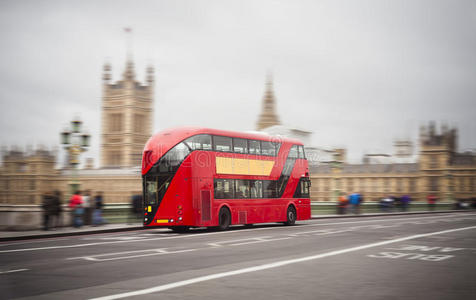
178,217,183,221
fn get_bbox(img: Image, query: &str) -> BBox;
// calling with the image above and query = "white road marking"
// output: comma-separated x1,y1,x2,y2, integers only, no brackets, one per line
0,268,29,274
89,225,476,300
68,248,198,262
230,237,292,246
208,236,292,247
1,213,474,254
0,238,71,247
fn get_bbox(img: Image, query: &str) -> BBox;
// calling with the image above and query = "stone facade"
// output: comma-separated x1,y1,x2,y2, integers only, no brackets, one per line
310,123,476,202
0,147,60,204
101,60,154,168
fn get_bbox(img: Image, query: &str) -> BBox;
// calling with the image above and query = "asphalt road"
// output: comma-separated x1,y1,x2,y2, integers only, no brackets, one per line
1,213,475,300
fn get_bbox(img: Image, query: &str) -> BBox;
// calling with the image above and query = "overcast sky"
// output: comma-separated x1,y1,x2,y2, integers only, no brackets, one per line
1,0,475,165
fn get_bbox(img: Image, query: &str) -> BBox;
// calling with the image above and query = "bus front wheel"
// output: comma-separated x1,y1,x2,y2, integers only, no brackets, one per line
218,207,231,231
284,206,296,226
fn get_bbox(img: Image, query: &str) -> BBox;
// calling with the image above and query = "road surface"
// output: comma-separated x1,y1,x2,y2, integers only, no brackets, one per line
1,212,475,299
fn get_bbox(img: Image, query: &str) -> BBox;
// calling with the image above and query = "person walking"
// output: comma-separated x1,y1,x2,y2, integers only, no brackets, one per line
348,193,359,214
401,195,411,212
93,191,105,225
82,190,92,225
41,191,54,230
51,190,63,228
337,193,348,215
427,194,437,211
69,191,83,228
128,194,143,224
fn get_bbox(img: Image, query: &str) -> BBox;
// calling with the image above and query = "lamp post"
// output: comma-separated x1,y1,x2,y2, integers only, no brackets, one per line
60,116,91,194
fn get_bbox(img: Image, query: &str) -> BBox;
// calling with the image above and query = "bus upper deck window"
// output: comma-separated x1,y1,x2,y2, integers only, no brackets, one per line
261,141,275,156
185,134,212,151
213,136,232,152
289,145,298,159
233,138,248,154
249,140,261,155
298,146,305,159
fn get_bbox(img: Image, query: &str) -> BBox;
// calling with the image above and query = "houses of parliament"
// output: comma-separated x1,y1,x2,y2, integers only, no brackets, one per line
1,57,475,205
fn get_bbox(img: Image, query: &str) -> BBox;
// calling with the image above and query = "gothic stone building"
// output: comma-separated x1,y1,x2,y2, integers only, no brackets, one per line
0,58,153,204
310,123,476,202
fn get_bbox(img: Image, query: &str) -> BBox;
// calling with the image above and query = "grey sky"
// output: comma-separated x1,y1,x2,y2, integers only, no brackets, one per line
1,0,475,165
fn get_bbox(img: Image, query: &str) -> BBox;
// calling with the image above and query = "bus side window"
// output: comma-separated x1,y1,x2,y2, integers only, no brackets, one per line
274,143,281,156
214,179,234,199
249,140,261,155
222,179,234,199
185,134,212,151
297,146,304,159
289,145,298,159
214,179,224,199
262,180,277,198
235,180,250,198
199,135,212,150
298,146,306,159
213,136,232,152
233,138,248,154
261,141,275,156
250,180,263,198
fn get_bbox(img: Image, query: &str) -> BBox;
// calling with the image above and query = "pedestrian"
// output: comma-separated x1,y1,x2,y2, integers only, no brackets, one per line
52,190,63,228
401,195,411,212
93,191,105,225
82,190,92,225
41,191,54,230
357,193,364,214
349,193,359,214
128,194,143,224
427,194,437,211
69,190,83,228
337,193,348,215
380,196,394,212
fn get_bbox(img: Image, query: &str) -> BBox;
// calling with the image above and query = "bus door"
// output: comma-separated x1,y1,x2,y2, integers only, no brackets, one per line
143,174,174,224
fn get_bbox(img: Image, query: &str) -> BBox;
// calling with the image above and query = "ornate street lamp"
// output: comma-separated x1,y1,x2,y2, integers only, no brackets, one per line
60,117,91,193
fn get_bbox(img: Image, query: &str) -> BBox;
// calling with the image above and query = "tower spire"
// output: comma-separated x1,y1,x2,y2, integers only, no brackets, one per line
123,27,135,81
256,74,281,131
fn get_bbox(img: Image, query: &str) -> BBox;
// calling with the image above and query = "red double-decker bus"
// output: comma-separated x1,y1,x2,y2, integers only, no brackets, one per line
142,127,311,232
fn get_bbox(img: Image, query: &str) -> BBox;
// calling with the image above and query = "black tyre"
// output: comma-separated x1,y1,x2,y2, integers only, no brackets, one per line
284,206,296,226
170,226,189,233
218,207,231,231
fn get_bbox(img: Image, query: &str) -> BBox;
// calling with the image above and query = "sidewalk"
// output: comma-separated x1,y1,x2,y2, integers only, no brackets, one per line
0,223,144,241
0,210,472,242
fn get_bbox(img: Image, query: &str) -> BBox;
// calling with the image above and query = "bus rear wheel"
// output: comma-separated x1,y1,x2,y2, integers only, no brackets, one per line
284,206,296,226
218,207,231,231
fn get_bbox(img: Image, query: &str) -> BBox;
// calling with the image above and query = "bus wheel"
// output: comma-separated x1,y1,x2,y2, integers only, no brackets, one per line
218,207,231,231
170,226,189,233
284,206,296,226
